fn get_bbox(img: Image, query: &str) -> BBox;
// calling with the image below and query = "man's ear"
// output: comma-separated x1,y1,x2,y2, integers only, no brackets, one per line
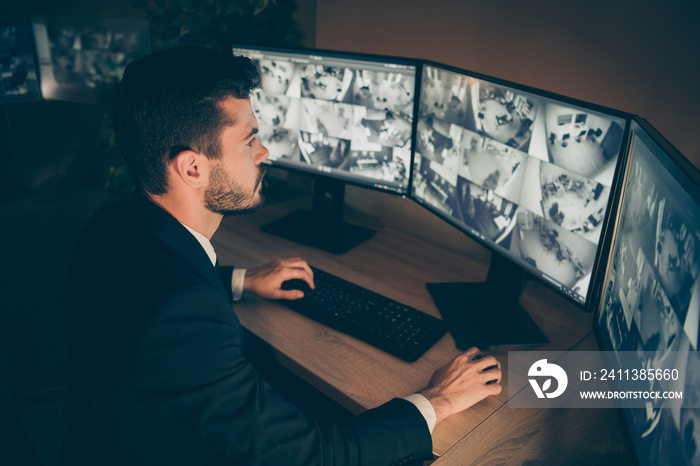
170,150,209,189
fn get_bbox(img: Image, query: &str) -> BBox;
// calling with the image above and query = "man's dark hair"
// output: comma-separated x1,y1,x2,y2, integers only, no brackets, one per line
113,46,261,196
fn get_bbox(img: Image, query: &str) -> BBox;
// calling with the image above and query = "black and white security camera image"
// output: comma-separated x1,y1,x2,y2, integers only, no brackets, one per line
251,93,299,160
257,58,297,95
542,102,624,180
348,144,409,185
450,125,528,206
299,99,357,141
0,17,41,102
465,79,540,152
353,69,415,116
596,131,700,466
654,199,699,321
415,116,455,164
452,176,518,244
32,16,150,104
357,109,412,148
419,66,469,127
538,162,609,242
299,64,353,102
240,47,416,193
298,132,409,185
412,154,457,217
508,210,596,299
299,132,351,169
254,92,295,129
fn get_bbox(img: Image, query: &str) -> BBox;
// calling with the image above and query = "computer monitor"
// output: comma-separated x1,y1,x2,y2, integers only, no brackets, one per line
592,118,700,466
31,15,150,104
412,61,630,348
232,45,418,254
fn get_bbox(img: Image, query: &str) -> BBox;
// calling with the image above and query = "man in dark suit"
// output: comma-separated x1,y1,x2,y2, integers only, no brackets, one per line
61,47,502,465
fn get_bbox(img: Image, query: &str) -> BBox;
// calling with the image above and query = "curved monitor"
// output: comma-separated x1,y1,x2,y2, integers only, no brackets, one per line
413,62,629,303
413,62,630,348
593,118,700,465
233,45,418,195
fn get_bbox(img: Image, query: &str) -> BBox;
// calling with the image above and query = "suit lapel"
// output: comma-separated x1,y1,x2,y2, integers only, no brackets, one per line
130,194,232,303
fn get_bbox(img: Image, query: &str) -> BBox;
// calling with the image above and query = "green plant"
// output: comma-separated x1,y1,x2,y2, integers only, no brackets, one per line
132,0,304,50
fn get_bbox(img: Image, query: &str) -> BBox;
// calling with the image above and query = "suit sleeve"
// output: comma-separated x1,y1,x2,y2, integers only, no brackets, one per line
133,286,432,466
218,266,234,301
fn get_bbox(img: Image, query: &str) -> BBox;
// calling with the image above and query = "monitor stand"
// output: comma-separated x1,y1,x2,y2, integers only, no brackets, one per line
261,177,376,255
427,254,549,349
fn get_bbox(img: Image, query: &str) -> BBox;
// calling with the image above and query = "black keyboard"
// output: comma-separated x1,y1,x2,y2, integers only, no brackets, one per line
279,266,448,362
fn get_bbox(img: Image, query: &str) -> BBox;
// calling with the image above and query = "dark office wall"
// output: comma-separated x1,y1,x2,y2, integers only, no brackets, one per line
2,0,316,37
315,0,700,169
0,0,144,19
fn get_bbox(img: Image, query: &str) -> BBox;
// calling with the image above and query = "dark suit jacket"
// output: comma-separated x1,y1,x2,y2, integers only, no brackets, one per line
61,194,432,466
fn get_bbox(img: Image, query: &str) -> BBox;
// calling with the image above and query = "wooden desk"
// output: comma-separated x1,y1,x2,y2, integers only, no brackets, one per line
212,199,625,459
433,334,635,465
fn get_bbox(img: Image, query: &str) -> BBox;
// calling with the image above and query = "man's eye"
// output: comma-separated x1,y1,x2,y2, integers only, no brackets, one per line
247,137,256,147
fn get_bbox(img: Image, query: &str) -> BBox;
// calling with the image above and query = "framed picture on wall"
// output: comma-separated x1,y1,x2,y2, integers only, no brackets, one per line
31,15,150,104
0,16,41,103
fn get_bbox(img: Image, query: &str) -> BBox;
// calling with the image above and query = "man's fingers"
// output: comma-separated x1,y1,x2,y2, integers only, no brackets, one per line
481,366,502,383
474,355,499,372
277,268,315,290
279,258,313,275
275,259,314,289
277,289,305,300
421,350,503,424
485,382,503,394
463,347,483,360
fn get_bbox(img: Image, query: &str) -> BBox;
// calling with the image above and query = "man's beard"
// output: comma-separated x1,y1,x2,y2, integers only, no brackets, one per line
204,162,266,217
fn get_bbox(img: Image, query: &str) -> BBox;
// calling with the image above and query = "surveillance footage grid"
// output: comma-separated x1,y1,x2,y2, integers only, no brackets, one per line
0,16,41,102
235,48,416,193
596,131,700,466
31,16,150,104
412,64,626,304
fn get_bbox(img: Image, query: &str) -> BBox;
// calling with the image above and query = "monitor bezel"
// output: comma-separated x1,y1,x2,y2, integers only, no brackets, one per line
410,58,633,310
232,43,421,197
589,117,700,317
589,117,700,465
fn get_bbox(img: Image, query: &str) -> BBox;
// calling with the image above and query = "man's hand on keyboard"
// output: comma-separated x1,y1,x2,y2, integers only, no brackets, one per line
243,258,315,300
419,347,502,425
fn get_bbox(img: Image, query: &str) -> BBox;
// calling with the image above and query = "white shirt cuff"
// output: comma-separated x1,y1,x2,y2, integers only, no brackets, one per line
231,268,247,301
404,393,436,434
